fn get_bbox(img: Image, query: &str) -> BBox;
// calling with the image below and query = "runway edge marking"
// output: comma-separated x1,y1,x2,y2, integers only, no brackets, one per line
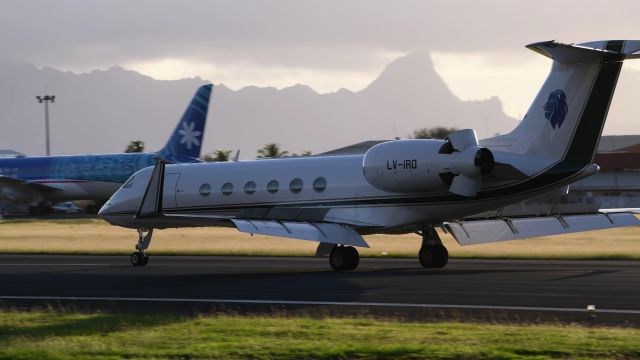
1,296,639,315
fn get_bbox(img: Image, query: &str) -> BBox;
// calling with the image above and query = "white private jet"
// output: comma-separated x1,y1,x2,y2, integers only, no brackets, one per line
100,40,640,270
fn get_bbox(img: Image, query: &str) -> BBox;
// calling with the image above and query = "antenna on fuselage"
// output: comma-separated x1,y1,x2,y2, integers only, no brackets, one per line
233,150,240,162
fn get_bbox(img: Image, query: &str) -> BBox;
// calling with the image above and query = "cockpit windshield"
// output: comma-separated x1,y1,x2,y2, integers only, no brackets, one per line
121,176,135,189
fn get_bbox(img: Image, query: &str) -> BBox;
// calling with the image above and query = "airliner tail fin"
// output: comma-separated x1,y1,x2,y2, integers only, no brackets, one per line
158,84,212,160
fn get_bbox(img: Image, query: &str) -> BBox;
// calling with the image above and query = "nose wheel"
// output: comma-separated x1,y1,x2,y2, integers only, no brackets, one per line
130,251,149,266
131,228,153,266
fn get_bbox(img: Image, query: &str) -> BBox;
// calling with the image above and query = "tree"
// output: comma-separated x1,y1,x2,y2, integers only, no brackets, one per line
410,127,458,140
203,149,233,162
291,150,313,157
256,143,289,158
125,140,145,153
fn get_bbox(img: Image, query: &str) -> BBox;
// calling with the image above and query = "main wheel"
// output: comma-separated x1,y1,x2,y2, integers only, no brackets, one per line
344,246,359,270
130,252,148,266
419,245,449,268
329,246,359,271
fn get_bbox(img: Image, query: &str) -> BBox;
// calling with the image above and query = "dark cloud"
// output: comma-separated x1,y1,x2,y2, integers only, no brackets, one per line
2,0,640,71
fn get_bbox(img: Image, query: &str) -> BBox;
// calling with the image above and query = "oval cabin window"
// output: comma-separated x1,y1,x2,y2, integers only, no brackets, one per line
244,181,256,195
267,180,279,194
221,182,233,196
289,178,303,193
199,183,211,197
313,177,327,193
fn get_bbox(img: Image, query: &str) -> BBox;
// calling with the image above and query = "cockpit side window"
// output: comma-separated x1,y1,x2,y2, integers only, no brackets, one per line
122,176,135,189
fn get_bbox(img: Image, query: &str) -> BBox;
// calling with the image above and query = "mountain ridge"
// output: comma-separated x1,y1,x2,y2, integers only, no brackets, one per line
0,52,518,157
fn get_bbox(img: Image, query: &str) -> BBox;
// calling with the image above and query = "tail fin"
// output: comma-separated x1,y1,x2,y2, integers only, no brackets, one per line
158,84,212,159
487,40,640,164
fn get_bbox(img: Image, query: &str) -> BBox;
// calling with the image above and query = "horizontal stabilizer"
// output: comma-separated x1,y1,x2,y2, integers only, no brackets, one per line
231,219,369,248
527,40,640,63
445,212,640,245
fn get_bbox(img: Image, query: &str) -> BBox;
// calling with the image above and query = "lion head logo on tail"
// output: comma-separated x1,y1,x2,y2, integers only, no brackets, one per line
544,89,568,129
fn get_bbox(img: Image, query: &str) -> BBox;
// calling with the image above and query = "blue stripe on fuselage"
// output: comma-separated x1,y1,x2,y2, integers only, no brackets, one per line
0,153,159,184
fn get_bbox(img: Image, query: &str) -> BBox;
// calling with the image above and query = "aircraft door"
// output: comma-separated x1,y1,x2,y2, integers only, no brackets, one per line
162,173,180,209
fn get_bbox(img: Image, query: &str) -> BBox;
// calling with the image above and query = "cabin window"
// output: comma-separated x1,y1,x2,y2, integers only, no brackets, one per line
122,176,135,189
244,181,256,195
199,183,211,197
313,177,327,192
267,180,279,194
289,178,303,193
221,182,233,196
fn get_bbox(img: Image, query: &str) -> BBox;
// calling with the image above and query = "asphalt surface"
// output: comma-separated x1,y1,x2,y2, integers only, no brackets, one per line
1,254,639,324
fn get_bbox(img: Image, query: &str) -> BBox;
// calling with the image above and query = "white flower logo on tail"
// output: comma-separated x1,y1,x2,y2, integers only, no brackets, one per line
178,121,202,150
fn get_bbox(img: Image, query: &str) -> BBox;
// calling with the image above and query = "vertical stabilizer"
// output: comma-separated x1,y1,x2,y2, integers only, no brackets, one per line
486,40,640,165
158,84,212,159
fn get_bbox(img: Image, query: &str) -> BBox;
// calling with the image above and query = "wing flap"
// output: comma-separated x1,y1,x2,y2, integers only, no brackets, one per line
446,212,640,245
231,219,369,248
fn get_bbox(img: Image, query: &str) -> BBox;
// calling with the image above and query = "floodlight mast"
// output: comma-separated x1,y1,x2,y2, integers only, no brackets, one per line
36,95,55,156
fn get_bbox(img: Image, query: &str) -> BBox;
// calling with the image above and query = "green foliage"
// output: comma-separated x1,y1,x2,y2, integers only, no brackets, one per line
256,143,289,158
410,127,458,139
203,149,233,162
124,140,144,153
291,150,313,157
1,310,639,359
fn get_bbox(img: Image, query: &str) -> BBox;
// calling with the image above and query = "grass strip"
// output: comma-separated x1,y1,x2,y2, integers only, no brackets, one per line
0,310,639,359
2,219,640,260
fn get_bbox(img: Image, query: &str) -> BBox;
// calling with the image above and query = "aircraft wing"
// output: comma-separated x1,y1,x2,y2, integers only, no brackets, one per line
444,209,640,245
232,219,369,248
0,175,60,196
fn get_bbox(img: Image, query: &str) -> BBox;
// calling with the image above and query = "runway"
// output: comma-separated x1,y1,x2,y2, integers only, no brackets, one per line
1,254,639,324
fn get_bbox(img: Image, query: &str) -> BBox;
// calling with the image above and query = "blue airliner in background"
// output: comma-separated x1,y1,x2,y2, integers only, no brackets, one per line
0,84,212,214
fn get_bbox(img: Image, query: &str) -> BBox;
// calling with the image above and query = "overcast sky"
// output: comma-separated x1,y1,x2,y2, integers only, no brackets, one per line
2,0,640,118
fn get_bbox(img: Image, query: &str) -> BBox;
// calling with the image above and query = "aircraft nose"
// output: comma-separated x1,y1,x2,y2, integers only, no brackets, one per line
97,201,111,216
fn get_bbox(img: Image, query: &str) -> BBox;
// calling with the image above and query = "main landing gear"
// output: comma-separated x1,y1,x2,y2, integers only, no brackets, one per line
329,245,360,271
418,227,449,268
131,228,153,266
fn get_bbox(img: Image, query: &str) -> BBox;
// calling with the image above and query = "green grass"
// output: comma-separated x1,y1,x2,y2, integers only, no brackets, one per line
1,310,639,359
2,218,640,260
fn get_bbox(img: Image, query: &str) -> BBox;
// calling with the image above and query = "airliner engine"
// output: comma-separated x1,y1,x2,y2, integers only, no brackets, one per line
362,129,494,197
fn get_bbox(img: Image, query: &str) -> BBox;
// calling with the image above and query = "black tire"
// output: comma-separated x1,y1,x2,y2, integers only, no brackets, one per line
344,246,359,270
329,246,346,271
419,245,449,268
130,252,147,266
330,246,359,271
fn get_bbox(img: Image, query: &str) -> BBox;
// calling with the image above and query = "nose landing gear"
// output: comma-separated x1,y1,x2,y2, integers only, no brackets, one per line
418,227,449,268
131,228,153,266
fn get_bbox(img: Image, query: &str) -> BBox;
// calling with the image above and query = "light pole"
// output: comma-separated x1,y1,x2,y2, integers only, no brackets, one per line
36,95,55,156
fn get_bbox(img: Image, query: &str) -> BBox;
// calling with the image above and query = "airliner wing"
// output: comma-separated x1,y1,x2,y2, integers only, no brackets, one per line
0,175,60,193
444,209,640,245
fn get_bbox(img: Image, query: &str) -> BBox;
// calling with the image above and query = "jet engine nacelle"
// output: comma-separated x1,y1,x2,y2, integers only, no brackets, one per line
362,129,495,197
